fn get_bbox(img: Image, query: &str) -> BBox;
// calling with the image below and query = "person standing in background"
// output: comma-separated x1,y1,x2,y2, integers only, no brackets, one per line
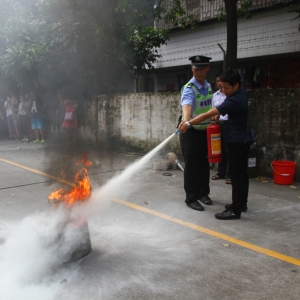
58,92,67,130
18,94,30,142
179,55,213,212
0,108,4,138
29,90,47,142
25,93,34,141
11,94,20,140
62,96,78,147
4,96,15,139
0,96,8,138
211,72,231,184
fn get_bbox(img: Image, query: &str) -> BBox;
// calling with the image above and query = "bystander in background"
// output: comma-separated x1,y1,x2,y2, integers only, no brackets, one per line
0,96,8,138
4,96,15,139
11,94,20,140
62,96,78,147
29,90,47,143
18,94,30,142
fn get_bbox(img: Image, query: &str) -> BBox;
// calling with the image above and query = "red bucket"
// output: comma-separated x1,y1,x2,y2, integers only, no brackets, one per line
271,161,297,185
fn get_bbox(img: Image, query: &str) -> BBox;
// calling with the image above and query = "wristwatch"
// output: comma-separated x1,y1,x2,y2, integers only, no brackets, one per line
185,121,191,128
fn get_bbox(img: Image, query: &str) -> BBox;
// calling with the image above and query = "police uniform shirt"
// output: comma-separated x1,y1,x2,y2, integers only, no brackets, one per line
181,77,211,110
212,89,228,121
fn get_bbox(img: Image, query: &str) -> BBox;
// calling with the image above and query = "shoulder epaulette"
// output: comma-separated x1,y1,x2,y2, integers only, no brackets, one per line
181,82,194,94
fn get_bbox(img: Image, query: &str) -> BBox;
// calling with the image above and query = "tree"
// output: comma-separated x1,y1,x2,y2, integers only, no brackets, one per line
154,0,243,68
0,1,42,91
161,0,298,69
155,0,252,68
211,0,298,68
124,27,169,92
65,0,169,93
217,0,252,68
0,0,84,93
0,0,171,95
287,4,300,30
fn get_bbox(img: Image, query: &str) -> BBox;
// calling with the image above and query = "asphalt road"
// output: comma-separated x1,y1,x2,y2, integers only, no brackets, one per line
0,136,299,300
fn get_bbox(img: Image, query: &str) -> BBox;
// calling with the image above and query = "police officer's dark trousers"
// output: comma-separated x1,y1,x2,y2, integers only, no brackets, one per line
228,142,251,215
180,128,210,203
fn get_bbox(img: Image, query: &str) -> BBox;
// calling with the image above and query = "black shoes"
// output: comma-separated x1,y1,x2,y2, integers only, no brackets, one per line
215,209,240,220
225,203,247,212
186,201,204,211
199,195,212,205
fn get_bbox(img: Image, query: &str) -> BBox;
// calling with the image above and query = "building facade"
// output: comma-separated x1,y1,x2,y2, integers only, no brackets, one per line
138,0,300,92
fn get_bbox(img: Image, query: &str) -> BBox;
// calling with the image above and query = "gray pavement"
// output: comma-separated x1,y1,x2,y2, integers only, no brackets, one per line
0,136,299,300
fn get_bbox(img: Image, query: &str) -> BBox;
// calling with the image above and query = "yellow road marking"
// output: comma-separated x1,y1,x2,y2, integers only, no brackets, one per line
112,197,300,267
0,158,75,186
1,157,300,267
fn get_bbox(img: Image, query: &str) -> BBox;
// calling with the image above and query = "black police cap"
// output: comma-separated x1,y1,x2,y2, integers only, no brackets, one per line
189,55,212,68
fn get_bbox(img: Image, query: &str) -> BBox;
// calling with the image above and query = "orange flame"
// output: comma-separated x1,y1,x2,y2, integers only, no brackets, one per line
48,153,92,207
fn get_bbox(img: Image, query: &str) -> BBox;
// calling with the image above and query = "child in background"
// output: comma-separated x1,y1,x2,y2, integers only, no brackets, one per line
0,96,8,138
18,94,30,142
11,94,20,140
4,96,15,139
29,90,47,143
62,96,78,147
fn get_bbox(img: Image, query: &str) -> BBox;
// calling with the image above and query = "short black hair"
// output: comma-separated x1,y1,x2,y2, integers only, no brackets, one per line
215,71,223,80
220,69,241,87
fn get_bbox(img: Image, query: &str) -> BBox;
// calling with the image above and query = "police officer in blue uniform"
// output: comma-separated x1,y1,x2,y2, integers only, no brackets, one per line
180,55,213,211
179,69,251,220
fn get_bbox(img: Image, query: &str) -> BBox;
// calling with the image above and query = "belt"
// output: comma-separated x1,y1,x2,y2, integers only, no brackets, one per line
219,120,228,124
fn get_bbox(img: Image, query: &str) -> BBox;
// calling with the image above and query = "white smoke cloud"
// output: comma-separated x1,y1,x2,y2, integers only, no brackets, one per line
0,133,176,300
0,207,82,300
88,133,176,210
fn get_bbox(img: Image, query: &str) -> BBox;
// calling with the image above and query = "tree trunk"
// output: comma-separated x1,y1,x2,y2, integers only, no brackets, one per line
135,73,139,93
224,0,238,69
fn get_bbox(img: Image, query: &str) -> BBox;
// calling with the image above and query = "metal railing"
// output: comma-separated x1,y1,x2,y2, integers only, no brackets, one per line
155,0,295,29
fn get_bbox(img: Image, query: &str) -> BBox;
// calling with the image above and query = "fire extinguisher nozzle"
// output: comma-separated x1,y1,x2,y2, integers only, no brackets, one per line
174,129,180,134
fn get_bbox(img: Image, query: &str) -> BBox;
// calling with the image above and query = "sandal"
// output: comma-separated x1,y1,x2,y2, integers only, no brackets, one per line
211,174,225,180
225,179,232,184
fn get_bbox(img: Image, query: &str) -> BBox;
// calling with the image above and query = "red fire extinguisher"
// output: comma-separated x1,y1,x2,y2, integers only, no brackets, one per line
206,123,222,163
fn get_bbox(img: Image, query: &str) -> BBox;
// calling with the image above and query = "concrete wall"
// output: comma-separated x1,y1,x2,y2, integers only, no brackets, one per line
82,89,300,181
247,89,300,181
83,92,182,155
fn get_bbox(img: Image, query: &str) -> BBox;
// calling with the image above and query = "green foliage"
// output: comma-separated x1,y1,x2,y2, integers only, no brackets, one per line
125,27,169,74
164,0,194,28
237,1,252,19
1,0,296,95
155,0,198,28
213,0,253,21
286,4,300,30
0,0,45,90
0,0,173,94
